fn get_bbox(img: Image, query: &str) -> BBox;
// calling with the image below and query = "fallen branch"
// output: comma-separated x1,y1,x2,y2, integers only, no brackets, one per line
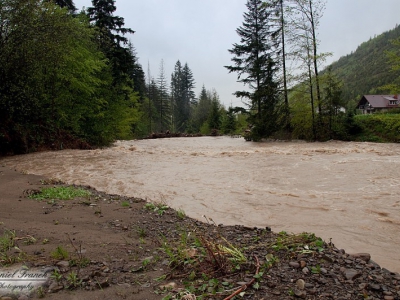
223,255,260,300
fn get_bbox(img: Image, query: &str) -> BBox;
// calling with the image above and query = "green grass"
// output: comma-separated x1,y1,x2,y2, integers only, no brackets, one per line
30,186,91,201
51,246,69,260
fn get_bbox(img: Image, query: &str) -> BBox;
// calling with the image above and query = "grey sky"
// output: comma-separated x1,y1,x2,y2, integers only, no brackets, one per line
74,0,399,107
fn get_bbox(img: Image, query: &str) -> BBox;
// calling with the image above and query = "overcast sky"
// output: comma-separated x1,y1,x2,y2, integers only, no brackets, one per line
74,0,399,107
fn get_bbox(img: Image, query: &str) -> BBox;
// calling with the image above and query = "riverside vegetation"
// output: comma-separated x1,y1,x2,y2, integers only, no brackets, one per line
1,170,400,299
2,1,400,155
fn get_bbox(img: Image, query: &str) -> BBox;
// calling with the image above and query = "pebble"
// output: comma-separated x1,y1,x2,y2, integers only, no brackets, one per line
302,267,309,275
296,279,305,290
343,268,361,281
159,282,177,290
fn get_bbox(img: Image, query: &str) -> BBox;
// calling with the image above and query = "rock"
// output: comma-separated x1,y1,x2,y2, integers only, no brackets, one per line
159,282,177,290
384,296,394,300
98,278,110,288
48,282,64,293
350,253,371,262
369,283,381,291
294,288,307,298
271,290,281,295
359,283,368,289
343,269,361,281
296,279,305,290
56,260,69,268
289,261,300,268
300,260,307,268
302,267,309,275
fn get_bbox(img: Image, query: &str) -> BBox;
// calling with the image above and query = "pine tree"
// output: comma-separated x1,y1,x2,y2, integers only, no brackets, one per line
87,0,135,83
225,0,280,140
157,59,170,132
170,61,196,132
50,0,76,11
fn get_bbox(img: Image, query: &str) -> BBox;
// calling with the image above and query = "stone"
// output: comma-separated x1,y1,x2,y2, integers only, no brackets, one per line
300,260,307,268
56,260,69,268
302,267,310,275
99,278,110,288
289,261,300,268
369,283,381,291
294,288,307,298
350,253,371,262
48,282,64,293
159,282,177,290
343,269,361,281
296,279,305,290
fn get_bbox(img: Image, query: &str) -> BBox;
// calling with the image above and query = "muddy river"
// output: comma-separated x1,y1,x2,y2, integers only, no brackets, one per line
2,137,400,272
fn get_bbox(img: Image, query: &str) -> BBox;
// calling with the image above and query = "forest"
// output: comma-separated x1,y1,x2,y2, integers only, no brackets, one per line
1,0,400,155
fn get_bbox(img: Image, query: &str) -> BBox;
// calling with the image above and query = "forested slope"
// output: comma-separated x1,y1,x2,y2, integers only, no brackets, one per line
328,25,400,104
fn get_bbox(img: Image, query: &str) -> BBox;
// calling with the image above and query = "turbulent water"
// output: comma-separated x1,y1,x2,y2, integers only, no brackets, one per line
2,137,400,272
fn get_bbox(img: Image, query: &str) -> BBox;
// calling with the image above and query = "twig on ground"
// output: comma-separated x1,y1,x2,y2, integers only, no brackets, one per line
223,255,260,300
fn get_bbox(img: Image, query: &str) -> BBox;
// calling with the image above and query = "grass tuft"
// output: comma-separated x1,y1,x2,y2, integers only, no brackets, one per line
30,186,91,201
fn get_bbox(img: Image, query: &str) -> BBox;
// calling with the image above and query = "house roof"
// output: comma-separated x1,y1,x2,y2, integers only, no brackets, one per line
359,95,399,108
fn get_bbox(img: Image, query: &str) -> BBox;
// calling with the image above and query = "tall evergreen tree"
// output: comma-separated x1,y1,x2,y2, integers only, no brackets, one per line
157,59,170,132
87,0,135,83
170,61,196,132
191,85,212,132
225,0,280,140
49,0,76,11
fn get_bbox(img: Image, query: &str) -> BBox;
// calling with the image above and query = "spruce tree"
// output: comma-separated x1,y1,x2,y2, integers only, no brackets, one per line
225,0,280,140
87,0,135,84
170,61,196,132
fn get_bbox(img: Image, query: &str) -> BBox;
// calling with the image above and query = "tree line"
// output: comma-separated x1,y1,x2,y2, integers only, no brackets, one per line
0,0,240,155
1,0,399,155
225,0,349,141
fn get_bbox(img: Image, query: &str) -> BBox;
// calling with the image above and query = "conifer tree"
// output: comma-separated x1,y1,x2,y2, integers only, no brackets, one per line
87,0,135,84
170,61,196,132
225,0,280,140
157,59,170,132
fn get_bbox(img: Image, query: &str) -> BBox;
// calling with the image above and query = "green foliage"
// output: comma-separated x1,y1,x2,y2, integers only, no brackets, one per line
51,246,69,260
143,202,169,216
353,114,400,142
29,186,91,201
328,25,400,102
0,230,15,253
0,0,142,154
225,0,280,140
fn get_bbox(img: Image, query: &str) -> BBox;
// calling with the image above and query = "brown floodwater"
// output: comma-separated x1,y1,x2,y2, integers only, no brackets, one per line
2,137,400,272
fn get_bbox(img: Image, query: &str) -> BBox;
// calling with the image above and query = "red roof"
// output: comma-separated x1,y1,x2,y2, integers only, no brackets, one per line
359,95,400,108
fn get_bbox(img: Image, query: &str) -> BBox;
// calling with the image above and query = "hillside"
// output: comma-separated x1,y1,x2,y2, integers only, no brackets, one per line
328,25,400,104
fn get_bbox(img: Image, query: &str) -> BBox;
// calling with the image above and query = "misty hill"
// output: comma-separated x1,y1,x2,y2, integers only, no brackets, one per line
328,25,400,104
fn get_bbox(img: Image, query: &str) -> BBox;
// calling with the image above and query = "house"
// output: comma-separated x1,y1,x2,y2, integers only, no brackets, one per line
357,95,400,114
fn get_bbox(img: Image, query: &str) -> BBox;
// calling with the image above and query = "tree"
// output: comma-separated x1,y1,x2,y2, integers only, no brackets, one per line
321,66,343,138
156,59,170,132
87,0,135,84
382,37,400,93
47,0,76,12
225,0,280,140
207,91,222,131
221,106,238,134
170,61,196,132
0,0,139,153
291,0,326,131
191,85,212,132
